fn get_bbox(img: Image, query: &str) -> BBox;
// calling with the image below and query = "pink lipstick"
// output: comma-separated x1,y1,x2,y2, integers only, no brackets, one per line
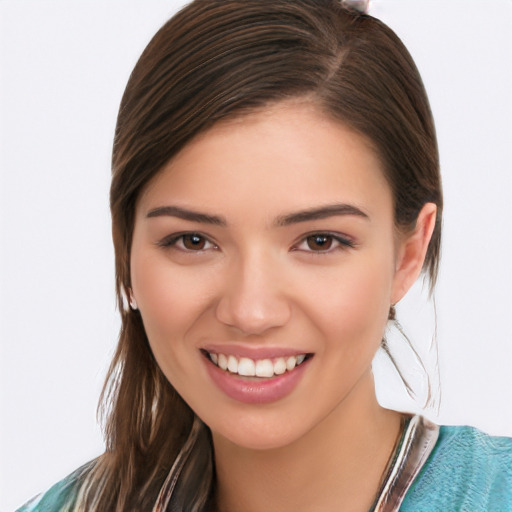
201,347,312,404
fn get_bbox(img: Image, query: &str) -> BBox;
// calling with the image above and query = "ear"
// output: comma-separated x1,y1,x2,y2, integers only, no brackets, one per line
391,203,437,304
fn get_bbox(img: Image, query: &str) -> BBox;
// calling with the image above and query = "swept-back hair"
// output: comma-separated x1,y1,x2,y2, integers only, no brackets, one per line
77,1,442,510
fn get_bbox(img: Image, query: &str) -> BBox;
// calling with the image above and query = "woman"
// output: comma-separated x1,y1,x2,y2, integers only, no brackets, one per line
14,0,511,511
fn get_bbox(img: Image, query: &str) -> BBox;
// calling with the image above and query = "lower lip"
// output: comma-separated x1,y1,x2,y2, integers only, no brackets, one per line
203,356,311,404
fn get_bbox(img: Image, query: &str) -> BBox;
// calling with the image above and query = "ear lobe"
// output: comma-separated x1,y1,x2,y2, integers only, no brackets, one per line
391,202,437,304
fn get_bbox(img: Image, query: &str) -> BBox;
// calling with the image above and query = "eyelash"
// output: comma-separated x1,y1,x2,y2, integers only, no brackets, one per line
157,232,218,252
157,231,355,254
292,232,355,254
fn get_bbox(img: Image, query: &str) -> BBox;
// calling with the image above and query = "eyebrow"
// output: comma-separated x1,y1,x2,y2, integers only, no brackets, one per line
145,203,369,227
146,205,227,226
274,203,369,226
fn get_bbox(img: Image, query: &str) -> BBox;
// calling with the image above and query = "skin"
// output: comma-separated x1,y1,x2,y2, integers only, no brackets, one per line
130,102,436,511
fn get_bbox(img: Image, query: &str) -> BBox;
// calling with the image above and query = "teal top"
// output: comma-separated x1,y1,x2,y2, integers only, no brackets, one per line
400,425,511,511
16,425,512,512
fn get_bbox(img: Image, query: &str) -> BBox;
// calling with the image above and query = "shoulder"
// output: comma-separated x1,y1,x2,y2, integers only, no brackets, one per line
401,425,512,511
15,461,95,512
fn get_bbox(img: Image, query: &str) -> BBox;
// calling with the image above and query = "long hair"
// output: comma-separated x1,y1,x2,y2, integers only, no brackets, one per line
78,1,443,510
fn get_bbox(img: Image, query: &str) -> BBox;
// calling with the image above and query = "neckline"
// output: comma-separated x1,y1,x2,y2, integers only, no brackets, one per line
371,415,440,512
154,414,440,512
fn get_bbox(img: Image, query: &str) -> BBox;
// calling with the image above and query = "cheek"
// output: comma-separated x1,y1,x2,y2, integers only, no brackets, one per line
301,256,393,354
130,252,215,364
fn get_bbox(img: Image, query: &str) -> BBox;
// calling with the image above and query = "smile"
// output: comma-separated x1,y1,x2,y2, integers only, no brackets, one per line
201,348,314,403
205,351,309,378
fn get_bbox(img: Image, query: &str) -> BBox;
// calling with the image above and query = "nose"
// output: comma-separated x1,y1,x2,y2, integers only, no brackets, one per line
215,251,292,336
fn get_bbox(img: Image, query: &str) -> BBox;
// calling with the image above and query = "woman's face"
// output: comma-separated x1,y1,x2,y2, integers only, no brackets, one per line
131,103,409,450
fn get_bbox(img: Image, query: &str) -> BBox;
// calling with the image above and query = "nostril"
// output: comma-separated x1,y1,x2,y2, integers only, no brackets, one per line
214,295,291,335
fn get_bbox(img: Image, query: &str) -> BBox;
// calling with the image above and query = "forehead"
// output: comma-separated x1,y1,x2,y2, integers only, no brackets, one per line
137,102,392,223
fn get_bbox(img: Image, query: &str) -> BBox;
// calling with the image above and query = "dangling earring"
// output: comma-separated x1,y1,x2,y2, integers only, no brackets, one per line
381,302,433,408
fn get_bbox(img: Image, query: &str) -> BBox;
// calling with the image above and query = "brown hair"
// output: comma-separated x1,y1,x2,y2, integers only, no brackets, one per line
79,1,442,510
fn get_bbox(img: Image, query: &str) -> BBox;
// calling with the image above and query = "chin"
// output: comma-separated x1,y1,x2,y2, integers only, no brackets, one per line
214,429,301,452
207,409,313,452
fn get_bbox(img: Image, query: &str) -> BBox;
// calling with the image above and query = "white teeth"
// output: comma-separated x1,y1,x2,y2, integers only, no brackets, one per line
218,353,228,371
227,355,238,373
209,352,308,377
273,358,287,375
238,357,256,376
286,356,297,371
255,359,274,378
296,354,306,365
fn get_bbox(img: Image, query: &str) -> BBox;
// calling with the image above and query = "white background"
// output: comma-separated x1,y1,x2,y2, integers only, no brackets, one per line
1,1,511,510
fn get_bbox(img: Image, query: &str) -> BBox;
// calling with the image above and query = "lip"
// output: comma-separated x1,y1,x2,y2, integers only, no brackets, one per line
202,343,308,360
202,349,312,404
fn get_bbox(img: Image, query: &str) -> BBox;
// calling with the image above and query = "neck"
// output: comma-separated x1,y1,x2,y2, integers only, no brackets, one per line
212,372,403,512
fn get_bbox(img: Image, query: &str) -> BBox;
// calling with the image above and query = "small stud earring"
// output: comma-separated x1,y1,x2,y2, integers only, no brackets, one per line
129,294,138,310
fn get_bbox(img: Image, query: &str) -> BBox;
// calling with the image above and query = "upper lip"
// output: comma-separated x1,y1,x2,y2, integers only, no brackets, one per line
201,343,311,360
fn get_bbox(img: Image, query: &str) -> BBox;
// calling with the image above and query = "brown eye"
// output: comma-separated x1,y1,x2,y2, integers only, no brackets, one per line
182,234,207,250
157,232,217,252
294,232,354,254
306,235,333,251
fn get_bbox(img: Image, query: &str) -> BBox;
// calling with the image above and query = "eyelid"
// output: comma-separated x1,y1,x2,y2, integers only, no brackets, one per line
155,230,354,253
292,231,356,253
156,232,218,251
